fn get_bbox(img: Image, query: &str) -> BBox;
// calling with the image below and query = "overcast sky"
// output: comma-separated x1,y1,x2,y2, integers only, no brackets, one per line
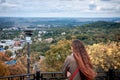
0,0,120,17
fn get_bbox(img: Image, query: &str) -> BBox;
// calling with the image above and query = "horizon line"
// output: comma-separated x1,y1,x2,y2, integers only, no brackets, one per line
0,16,120,18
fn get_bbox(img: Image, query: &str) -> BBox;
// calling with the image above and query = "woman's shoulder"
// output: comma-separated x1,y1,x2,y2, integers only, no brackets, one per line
66,54,75,62
66,54,73,59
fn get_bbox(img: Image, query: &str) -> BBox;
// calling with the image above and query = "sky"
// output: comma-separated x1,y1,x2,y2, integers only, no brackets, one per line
0,0,120,17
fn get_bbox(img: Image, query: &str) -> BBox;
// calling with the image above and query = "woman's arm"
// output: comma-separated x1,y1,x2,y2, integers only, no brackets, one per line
62,56,70,77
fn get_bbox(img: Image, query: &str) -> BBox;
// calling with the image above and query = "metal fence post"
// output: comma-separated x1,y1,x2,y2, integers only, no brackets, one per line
108,68,114,80
27,42,30,80
36,70,40,80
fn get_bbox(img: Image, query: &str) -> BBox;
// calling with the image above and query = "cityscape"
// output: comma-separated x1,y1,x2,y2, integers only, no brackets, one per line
0,0,120,79
0,17,120,76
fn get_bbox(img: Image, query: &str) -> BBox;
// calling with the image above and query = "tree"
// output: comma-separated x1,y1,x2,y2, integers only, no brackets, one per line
45,39,71,71
87,41,120,71
0,61,10,77
5,50,13,57
4,46,9,50
31,41,50,56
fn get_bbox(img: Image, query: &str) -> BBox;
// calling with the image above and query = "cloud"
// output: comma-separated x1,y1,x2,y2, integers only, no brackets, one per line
97,1,120,12
88,4,96,10
0,0,18,9
0,0,120,17
59,0,85,1
88,0,97,10
0,0,6,4
1,3,17,8
100,0,111,1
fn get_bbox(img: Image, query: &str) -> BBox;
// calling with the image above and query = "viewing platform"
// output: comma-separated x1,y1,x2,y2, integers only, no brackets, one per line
0,69,120,80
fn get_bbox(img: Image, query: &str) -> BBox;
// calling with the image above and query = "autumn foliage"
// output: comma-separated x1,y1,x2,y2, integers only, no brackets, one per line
45,39,71,71
44,40,120,72
0,52,12,61
0,61,10,77
87,41,120,71
0,52,26,76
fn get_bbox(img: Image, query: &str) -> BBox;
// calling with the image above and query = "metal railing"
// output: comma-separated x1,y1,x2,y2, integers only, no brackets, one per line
40,72,67,80
0,69,120,80
0,74,35,80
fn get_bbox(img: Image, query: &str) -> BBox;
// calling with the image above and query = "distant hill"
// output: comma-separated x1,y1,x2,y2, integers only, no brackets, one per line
85,21,120,28
0,17,120,28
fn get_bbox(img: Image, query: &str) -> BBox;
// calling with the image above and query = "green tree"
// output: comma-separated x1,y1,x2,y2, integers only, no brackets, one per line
31,41,50,56
4,46,9,50
45,39,71,71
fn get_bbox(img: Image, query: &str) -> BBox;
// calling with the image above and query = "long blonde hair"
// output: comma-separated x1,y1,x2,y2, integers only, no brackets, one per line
71,39,97,80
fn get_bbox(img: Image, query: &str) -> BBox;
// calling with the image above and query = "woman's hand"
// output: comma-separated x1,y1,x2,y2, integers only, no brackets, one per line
67,71,71,77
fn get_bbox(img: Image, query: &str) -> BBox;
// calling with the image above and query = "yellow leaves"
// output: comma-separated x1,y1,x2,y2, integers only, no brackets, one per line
114,66,117,69
101,64,105,69
99,59,103,63
106,48,112,56
45,40,119,71
87,41,120,71
116,62,120,66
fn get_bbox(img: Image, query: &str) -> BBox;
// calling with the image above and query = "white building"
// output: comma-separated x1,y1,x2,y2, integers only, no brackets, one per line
44,38,53,43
